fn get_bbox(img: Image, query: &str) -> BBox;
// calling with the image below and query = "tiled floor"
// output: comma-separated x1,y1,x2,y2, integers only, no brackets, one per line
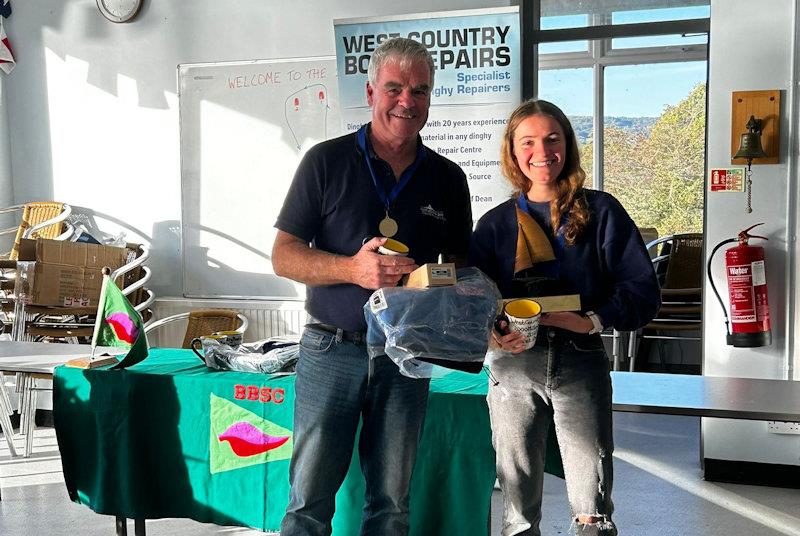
1,413,799,535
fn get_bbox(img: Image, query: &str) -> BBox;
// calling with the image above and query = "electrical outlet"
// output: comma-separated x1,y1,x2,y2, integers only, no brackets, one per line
766,421,800,434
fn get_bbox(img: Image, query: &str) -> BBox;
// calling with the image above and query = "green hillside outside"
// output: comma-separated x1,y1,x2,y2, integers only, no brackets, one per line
571,83,706,238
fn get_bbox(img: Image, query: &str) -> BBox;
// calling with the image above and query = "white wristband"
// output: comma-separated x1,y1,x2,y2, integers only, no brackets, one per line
585,311,604,334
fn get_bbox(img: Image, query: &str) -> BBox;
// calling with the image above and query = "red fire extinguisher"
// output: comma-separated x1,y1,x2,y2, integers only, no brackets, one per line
707,223,772,347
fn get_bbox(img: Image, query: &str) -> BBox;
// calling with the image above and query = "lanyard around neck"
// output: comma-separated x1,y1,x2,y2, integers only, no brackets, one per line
357,124,424,211
516,193,566,254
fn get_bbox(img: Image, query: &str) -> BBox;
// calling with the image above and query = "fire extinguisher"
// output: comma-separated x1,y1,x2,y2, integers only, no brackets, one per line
707,223,772,347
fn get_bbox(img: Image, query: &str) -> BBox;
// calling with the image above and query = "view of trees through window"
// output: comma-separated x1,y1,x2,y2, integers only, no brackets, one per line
583,83,706,236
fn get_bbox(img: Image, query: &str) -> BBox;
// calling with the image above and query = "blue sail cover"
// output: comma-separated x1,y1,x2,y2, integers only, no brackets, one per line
364,267,501,378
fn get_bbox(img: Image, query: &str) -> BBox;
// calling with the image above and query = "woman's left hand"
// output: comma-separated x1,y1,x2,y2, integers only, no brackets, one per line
539,311,594,334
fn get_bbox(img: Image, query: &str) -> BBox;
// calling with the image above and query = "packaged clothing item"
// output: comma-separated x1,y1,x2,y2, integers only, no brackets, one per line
364,267,501,378
194,337,299,374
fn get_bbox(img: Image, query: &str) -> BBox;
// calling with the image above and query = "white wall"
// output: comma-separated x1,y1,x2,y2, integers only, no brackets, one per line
702,0,800,466
0,79,12,209
2,0,507,297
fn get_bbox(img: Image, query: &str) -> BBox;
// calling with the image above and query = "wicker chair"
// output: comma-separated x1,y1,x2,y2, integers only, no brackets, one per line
0,202,74,333
0,202,74,302
145,309,249,349
0,202,73,260
627,233,703,371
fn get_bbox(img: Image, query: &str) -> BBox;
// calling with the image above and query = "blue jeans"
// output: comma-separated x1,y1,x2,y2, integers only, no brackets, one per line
488,328,617,536
280,326,430,536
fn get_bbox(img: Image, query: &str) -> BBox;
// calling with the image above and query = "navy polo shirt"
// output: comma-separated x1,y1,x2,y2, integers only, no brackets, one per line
275,125,472,332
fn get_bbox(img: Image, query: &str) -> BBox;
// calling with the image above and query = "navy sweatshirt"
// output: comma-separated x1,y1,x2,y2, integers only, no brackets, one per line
468,190,661,331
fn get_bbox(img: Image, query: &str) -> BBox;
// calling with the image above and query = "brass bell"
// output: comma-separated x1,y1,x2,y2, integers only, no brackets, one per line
734,115,768,160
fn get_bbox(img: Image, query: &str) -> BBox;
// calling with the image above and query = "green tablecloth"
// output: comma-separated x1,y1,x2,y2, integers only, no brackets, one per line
53,348,562,534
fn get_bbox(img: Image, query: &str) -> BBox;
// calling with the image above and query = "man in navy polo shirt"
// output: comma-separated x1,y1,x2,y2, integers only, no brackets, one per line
274,37,471,536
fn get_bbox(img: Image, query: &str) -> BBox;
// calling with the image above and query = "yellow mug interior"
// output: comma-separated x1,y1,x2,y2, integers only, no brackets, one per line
505,299,541,319
382,238,409,254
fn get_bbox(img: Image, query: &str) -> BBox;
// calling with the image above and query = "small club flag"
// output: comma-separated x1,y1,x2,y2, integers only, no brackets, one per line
0,1,14,75
92,272,148,369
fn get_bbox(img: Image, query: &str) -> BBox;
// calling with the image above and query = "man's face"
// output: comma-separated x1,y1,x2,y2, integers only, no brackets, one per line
366,57,431,146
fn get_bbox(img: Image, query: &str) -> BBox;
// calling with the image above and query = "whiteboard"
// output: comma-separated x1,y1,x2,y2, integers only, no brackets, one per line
179,57,341,299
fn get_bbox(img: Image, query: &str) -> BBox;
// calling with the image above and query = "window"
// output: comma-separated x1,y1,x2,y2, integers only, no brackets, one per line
534,0,709,237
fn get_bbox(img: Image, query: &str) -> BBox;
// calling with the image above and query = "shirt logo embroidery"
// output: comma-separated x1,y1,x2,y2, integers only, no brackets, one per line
420,204,446,222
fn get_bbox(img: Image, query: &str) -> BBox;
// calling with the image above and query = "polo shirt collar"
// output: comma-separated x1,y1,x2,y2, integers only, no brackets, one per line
356,123,427,165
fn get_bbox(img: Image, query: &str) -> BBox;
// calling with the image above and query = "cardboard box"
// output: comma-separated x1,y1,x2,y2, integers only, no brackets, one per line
501,294,581,313
404,263,457,289
17,238,128,306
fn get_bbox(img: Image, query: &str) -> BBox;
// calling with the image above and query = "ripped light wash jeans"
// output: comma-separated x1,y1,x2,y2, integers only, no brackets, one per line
280,325,430,536
488,327,617,536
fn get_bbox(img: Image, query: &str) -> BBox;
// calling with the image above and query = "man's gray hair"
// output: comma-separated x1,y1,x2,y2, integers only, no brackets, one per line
367,37,435,87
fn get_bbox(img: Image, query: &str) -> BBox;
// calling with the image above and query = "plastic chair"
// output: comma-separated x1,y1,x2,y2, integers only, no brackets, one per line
0,202,73,317
0,203,73,456
627,233,703,371
145,310,249,349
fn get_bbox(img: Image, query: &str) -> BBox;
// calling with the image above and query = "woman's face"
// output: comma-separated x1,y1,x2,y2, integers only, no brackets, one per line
511,114,567,193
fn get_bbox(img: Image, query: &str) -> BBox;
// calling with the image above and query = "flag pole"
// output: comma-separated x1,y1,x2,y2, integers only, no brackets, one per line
90,266,113,359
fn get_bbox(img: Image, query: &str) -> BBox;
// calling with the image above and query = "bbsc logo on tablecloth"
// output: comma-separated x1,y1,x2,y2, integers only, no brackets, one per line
233,384,286,403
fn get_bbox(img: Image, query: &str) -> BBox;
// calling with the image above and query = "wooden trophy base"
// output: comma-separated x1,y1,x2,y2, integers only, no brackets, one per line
65,355,119,369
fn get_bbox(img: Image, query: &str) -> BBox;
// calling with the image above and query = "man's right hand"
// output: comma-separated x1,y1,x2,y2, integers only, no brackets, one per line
349,237,418,290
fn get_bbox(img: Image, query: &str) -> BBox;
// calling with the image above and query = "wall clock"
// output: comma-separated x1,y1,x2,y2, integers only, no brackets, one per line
96,0,143,23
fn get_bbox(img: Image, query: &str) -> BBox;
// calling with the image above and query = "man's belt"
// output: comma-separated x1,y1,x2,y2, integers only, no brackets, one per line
307,323,367,345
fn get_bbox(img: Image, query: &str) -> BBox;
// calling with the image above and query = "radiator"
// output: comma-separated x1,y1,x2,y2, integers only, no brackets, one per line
151,297,308,347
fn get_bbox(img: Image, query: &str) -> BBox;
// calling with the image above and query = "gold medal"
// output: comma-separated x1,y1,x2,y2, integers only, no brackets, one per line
379,216,398,238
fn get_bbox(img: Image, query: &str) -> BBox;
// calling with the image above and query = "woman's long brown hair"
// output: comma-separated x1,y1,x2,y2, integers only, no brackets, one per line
499,99,589,245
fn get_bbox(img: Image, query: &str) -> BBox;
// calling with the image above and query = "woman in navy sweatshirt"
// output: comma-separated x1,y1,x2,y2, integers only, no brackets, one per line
469,99,660,536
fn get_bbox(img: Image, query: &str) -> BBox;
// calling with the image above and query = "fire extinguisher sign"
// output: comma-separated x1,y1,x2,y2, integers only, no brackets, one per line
710,167,745,192
727,262,766,323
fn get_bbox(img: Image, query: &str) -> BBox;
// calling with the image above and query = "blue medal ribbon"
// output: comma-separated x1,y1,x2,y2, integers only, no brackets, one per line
357,124,425,215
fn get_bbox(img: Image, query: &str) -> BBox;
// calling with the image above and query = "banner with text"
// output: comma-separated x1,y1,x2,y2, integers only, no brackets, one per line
334,8,520,220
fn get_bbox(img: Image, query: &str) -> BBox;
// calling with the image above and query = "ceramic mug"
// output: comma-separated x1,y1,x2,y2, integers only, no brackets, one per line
190,336,216,361
500,298,542,350
378,238,409,256
213,330,243,347
190,331,243,361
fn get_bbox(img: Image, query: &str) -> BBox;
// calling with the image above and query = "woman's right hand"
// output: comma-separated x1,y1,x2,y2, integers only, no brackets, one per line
491,320,529,354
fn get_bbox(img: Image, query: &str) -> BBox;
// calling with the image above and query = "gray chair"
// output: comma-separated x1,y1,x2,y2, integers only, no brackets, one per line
627,233,703,371
605,227,660,371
